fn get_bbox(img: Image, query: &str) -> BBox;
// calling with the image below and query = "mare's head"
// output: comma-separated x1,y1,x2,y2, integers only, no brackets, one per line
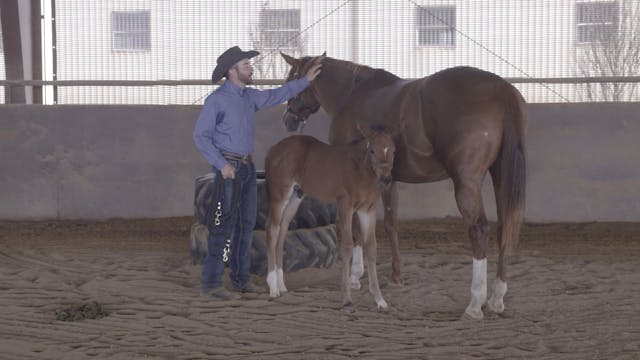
281,52,326,132
356,121,403,187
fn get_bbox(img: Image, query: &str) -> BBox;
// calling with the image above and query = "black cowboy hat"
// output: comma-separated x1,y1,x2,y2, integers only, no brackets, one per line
211,46,260,84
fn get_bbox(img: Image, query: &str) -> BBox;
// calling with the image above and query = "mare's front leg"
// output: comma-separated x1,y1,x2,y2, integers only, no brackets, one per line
337,200,355,308
357,208,388,310
382,182,403,285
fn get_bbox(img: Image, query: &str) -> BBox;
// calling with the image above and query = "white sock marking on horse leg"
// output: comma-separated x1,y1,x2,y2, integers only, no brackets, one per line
488,279,507,313
267,270,279,297
349,245,364,289
277,268,287,293
465,258,487,319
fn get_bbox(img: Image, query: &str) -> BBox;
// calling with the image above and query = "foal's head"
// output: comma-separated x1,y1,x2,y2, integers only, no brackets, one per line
356,122,398,187
281,52,326,131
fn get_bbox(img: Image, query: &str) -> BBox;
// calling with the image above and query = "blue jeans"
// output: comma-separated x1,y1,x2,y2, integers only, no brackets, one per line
201,160,257,291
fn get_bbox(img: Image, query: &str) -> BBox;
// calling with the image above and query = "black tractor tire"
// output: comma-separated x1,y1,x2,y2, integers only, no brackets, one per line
191,171,337,275
189,223,336,276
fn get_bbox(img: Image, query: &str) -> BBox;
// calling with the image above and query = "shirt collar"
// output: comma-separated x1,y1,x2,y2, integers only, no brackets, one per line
220,80,246,96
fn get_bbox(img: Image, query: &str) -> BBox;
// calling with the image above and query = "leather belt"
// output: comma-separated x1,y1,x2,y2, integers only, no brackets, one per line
221,151,252,164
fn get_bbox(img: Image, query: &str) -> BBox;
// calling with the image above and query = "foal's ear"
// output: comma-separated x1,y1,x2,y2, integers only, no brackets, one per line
356,120,374,139
388,119,406,137
281,52,298,66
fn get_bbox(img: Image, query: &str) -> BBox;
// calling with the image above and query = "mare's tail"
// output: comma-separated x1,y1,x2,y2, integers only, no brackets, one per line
491,85,527,257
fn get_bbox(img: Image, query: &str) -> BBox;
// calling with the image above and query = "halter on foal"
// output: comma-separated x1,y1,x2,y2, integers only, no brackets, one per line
265,122,400,310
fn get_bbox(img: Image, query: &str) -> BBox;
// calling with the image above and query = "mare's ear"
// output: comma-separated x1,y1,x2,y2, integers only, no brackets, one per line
313,52,327,66
281,52,298,66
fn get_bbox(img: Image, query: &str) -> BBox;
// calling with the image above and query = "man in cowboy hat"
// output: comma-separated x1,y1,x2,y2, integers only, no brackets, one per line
193,46,322,300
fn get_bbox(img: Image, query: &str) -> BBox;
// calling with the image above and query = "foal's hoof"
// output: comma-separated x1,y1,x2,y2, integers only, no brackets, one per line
342,302,355,313
349,278,362,290
487,297,505,313
389,274,404,286
269,289,281,298
376,300,389,312
463,306,484,320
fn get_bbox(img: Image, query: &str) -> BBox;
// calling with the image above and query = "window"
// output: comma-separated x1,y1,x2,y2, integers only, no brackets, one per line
259,9,301,49
416,6,456,46
112,11,151,51
576,2,619,43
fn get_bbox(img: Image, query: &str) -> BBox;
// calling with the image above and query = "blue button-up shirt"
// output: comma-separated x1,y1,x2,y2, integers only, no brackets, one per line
193,78,310,170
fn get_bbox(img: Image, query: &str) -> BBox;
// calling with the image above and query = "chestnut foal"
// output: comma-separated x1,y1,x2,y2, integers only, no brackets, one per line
264,123,399,310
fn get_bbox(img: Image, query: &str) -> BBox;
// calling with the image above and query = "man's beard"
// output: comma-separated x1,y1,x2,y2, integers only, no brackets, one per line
239,73,253,85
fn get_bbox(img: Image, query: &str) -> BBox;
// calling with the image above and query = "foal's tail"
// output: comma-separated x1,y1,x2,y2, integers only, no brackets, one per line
492,85,527,257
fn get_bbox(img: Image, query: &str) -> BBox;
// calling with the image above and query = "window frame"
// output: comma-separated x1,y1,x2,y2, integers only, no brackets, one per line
258,8,301,50
111,10,151,52
415,5,456,47
575,1,619,44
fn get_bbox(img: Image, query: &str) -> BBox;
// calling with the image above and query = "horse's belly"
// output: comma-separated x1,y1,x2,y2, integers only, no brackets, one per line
393,153,449,183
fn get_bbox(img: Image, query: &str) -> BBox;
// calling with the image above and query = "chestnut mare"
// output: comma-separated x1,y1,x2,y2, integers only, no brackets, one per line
264,123,400,310
281,53,527,319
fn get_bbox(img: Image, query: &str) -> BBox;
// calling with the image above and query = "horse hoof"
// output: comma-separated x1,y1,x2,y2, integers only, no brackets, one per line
342,302,355,313
349,279,362,290
269,290,280,298
487,297,505,313
464,306,484,320
376,300,388,312
389,274,404,286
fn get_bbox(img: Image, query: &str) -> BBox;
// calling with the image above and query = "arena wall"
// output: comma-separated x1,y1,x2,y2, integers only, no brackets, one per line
1,103,638,222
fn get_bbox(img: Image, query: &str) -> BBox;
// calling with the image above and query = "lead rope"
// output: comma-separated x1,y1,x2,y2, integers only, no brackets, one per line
206,173,241,263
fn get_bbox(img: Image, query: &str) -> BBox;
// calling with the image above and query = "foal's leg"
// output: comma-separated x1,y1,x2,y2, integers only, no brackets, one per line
382,182,403,285
266,185,295,297
453,178,490,320
349,214,364,290
357,208,388,310
275,191,304,294
337,201,355,307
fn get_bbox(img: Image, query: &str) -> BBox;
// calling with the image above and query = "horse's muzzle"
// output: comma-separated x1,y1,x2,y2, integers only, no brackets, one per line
380,175,393,187
282,110,304,132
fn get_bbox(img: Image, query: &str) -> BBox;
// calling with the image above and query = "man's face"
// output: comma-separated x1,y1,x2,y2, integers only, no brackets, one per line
231,58,254,85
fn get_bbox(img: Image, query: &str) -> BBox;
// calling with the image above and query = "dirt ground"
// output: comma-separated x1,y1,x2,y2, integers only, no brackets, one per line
0,217,639,359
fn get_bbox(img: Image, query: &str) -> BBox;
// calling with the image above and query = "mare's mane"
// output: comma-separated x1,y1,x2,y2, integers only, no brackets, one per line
323,58,400,87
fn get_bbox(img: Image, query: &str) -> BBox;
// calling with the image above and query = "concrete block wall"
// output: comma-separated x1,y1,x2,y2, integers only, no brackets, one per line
1,103,638,222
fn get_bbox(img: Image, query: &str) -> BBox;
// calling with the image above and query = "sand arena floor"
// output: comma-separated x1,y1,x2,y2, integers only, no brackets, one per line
0,217,639,359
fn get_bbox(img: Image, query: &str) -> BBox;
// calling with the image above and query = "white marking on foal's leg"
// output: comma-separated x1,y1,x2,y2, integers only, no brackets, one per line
349,245,364,290
465,258,487,320
267,270,280,297
488,279,507,313
277,268,287,293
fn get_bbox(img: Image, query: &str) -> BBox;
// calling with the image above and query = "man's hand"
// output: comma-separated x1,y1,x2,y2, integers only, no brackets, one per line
305,62,322,82
221,163,235,179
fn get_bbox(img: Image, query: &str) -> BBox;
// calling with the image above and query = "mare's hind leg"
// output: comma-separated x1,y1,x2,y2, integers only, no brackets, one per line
453,178,490,320
357,209,388,310
382,182,403,285
487,167,508,313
